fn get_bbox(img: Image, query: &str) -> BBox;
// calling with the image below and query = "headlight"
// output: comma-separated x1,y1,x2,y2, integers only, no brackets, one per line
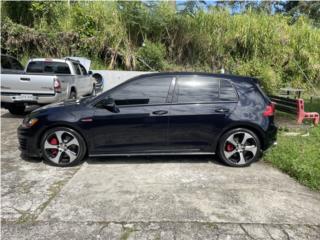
22,118,38,128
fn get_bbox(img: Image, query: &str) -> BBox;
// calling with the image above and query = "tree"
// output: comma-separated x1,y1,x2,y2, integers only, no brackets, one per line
277,1,320,25
1,1,34,26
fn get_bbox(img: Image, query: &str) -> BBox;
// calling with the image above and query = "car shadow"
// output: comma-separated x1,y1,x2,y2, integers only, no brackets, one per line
20,154,43,163
86,155,225,166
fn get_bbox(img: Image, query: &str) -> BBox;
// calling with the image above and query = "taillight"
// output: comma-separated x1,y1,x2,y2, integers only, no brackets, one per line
54,79,61,93
263,102,275,117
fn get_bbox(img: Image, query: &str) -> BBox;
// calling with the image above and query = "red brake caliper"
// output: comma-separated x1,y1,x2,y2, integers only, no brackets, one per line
226,143,235,152
50,137,59,156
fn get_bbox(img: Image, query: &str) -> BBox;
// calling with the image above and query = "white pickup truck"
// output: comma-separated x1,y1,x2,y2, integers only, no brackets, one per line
1,55,96,114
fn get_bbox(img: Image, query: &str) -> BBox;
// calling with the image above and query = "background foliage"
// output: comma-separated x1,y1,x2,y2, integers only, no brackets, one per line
1,1,320,93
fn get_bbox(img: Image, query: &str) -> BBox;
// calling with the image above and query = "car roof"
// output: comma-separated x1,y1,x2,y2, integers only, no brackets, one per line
132,72,258,84
28,58,79,63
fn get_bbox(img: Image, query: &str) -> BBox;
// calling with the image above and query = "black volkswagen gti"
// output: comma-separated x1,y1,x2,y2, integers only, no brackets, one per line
18,72,277,167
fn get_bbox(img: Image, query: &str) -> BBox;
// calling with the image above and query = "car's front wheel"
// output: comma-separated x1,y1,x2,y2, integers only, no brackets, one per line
218,128,261,167
41,127,86,167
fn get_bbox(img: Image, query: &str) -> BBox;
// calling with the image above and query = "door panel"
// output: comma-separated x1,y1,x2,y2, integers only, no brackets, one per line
91,105,170,154
168,103,236,152
167,75,238,152
89,75,175,154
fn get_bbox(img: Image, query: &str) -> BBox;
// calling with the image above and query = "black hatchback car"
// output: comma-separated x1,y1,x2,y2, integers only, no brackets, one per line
18,72,277,167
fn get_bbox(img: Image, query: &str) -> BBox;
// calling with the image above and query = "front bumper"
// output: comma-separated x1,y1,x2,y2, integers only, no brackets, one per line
17,125,41,158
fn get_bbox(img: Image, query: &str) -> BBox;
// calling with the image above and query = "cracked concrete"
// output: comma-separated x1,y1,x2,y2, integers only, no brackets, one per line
1,108,320,239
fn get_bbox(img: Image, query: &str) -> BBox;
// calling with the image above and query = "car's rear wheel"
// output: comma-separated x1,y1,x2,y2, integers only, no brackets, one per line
218,128,261,167
41,127,86,167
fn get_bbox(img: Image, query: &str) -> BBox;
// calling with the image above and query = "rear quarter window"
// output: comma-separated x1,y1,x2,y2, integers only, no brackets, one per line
219,79,238,101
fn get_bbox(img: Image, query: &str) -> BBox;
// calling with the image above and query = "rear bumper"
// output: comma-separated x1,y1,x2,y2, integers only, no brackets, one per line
17,125,41,158
263,123,278,150
1,92,67,106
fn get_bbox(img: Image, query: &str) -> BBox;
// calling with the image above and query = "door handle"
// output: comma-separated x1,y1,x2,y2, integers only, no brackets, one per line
152,110,168,115
215,108,229,113
20,77,30,81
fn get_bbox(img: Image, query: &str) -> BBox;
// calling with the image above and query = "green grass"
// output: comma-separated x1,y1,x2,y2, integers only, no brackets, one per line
265,127,320,190
305,101,320,113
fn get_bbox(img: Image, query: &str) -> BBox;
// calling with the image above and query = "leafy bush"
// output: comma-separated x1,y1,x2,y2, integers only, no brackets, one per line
137,40,166,71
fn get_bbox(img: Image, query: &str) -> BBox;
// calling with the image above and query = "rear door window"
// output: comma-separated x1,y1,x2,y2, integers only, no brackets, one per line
176,75,220,103
110,76,173,106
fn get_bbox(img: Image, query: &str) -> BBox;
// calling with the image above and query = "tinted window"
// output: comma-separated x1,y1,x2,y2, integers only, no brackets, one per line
1,56,12,69
26,61,43,73
54,63,71,74
72,63,81,75
10,58,24,70
177,76,219,103
26,61,71,74
79,64,87,75
110,76,173,105
219,79,237,101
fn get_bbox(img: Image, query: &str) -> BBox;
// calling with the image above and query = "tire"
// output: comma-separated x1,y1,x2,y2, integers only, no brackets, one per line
91,85,96,96
8,105,25,115
92,73,103,86
41,127,86,167
218,128,261,167
70,91,77,100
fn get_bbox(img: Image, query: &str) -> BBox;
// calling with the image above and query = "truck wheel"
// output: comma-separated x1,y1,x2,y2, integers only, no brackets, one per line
91,85,96,96
8,105,25,115
70,91,77,100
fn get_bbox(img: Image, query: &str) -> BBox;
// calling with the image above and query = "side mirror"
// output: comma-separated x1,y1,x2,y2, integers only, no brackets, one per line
88,70,93,75
99,98,119,113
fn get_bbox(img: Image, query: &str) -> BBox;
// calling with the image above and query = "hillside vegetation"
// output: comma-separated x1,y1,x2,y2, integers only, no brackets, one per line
1,1,320,94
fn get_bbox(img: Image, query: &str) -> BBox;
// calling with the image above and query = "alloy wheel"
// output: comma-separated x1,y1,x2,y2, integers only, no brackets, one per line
223,131,258,165
43,130,80,165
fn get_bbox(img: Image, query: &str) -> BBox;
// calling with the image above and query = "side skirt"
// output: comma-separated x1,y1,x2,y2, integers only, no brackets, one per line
89,152,215,157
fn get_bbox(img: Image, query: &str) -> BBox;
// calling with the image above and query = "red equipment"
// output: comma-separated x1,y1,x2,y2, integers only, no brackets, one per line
297,99,319,125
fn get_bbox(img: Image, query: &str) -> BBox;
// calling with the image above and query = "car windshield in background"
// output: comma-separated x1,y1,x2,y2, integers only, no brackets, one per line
26,61,71,74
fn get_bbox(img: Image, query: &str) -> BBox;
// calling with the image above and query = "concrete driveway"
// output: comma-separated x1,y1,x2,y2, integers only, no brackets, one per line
1,109,320,239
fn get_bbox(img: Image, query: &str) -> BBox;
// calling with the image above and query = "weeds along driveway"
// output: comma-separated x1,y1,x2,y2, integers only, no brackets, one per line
1,109,320,240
